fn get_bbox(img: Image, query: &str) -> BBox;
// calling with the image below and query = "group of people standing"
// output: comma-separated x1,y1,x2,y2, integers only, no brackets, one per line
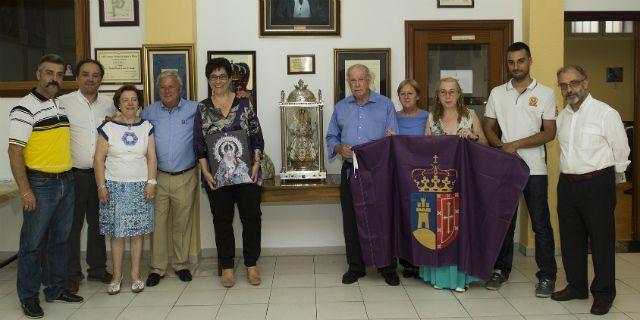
8,55,264,319
327,42,629,316
6,39,629,318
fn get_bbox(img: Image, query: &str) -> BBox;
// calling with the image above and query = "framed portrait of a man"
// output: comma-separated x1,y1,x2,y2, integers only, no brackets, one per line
260,0,340,37
333,48,391,103
142,44,196,106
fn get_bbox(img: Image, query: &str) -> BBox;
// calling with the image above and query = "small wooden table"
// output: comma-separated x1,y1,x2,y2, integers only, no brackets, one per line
261,174,341,204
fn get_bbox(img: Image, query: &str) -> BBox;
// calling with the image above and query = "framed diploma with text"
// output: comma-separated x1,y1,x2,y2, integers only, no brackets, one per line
99,0,140,26
287,54,315,74
95,48,143,84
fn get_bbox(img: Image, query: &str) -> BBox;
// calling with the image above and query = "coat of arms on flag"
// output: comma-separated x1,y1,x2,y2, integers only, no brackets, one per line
410,155,460,250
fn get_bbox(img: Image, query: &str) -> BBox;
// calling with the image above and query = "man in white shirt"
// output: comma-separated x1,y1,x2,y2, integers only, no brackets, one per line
59,59,116,293
551,65,629,316
483,42,557,297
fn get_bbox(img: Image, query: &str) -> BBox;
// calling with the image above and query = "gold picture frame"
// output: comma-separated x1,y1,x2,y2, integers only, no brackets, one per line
287,54,315,74
260,0,340,37
142,44,196,106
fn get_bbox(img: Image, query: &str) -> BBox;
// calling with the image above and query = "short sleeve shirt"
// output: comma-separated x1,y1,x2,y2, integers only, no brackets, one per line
97,120,154,182
485,78,557,175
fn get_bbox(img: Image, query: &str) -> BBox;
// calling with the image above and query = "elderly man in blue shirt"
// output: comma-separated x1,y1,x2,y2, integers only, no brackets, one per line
141,70,198,286
326,64,400,286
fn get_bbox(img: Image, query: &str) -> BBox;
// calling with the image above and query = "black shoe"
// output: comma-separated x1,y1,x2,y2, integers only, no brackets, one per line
146,273,164,287
176,269,193,282
591,298,612,315
402,267,419,278
46,291,83,303
535,278,555,298
485,271,507,290
342,270,366,284
551,287,588,301
381,271,400,286
21,300,44,319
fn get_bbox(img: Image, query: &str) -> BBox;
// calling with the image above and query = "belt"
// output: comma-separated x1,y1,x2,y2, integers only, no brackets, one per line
72,167,94,173
159,165,196,176
562,166,613,182
27,169,73,179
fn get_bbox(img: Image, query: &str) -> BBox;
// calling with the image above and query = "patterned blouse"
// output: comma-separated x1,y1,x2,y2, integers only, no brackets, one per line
194,97,265,185
428,109,476,136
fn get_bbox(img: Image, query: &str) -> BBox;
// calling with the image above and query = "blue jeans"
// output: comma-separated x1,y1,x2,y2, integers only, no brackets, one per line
494,175,557,281
17,172,75,303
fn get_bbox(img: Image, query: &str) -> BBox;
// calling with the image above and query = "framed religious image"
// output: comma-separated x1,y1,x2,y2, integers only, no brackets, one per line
207,50,257,105
95,48,143,84
63,63,75,81
437,0,474,8
142,44,196,105
287,54,315,74
333,48,391,103
99,0,140,26
259,0,340,37
205,130,253,188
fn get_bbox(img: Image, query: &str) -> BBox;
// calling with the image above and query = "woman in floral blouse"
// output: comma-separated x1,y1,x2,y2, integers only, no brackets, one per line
193,57,265,288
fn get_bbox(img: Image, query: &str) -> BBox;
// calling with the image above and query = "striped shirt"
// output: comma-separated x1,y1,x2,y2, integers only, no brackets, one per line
8,89,72,173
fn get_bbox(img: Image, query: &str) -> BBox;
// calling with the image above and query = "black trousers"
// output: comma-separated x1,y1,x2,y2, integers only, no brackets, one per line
494,175,557,281
205,183,262,269
68,169,107,281
341,162,396,274
558,170,616,302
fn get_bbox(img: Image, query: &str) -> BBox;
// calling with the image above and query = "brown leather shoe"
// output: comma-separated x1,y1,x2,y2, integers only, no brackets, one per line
247,266,261,286
221,269,235,288
65,279,79,294
87,271,113,284
551,287,588,301
591,299,612,315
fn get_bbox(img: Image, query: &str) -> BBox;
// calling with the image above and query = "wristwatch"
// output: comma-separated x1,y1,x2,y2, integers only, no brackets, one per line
147,179,157,185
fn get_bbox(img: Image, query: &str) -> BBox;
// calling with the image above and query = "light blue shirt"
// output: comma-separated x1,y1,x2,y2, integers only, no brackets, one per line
141,98,198,172
326,91,398,159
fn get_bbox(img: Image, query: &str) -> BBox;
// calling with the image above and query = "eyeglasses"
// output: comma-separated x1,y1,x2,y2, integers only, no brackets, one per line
558,78,585,91
208,75,229,81
438,90,458,97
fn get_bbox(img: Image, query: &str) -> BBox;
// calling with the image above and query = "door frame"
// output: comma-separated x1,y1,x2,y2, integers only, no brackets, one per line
565,11,640,251
404,20,514,94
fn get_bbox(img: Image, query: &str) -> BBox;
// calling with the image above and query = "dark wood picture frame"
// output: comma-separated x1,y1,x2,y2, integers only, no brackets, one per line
259,0,340,37
333,48,391,103
437,0,474,8
99,0,140,27
287,54,316,74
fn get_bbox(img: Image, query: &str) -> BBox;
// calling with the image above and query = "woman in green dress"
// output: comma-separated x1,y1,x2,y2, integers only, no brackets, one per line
421,77,487,292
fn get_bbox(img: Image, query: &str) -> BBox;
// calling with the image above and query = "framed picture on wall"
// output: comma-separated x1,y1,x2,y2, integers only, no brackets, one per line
437,0,474,8
99,0,140,26
333,48,391,103
142,44,196,106
207,51,257,106
287,54,315,74
259,0,341,37
95,48,143,84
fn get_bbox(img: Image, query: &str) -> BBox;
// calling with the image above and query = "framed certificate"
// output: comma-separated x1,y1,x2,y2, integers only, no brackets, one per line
287,54,315,74
437,0,474,8
99,0,140,26
95,48,143,84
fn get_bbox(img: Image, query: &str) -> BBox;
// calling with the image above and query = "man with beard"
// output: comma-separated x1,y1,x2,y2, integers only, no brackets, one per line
8,54,84,319
59,59,116,293
483,42,558,297
551,65,629,315
326,64,400,286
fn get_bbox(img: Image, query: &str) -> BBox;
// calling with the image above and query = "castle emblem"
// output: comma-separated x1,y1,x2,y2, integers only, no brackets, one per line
410,155,460,250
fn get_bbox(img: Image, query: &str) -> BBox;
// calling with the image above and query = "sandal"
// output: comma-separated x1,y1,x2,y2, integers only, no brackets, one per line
107,275,123,295
247,266,261,286
221,269,235,288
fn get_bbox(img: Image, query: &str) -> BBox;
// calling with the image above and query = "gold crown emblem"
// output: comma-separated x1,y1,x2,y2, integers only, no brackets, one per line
412,155,457,193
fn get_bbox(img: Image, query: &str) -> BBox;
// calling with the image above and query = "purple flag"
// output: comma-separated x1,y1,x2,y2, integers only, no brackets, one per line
351,135,529,279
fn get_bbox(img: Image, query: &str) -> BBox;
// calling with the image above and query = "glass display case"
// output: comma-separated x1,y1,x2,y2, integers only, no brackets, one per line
279,80,326,181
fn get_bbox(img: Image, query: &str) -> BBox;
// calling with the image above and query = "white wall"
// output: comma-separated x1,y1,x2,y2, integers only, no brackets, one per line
565,0,640,11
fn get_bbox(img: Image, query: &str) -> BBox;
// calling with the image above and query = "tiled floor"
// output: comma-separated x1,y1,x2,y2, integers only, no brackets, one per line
0,252,639,319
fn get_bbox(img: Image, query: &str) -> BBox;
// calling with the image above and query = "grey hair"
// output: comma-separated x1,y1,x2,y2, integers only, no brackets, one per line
156,69,183,87
37,54,65,72
556,65,588,80
347,64,371,79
